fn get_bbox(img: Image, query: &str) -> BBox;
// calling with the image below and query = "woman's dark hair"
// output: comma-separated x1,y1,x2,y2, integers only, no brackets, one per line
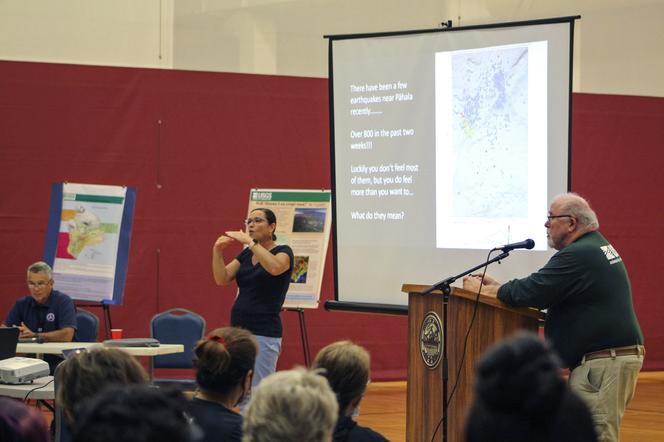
0,397,50,442
73,385,193,442
252,208,277,241
193,327,258,395
465,332,597,442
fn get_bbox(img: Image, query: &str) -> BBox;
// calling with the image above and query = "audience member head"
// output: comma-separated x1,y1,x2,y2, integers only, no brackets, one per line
0,397,50,442
465,332,597,442
313,340,370,415
56,347,148,423
243,368,338,442
193,327,258,406
73,384,195,442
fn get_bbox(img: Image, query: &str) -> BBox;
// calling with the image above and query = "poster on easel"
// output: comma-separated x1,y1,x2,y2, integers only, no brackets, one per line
42,182,136,304
248,189,331,309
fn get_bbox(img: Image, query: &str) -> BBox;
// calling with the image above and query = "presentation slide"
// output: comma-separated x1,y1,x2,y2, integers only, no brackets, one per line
330,19,574,306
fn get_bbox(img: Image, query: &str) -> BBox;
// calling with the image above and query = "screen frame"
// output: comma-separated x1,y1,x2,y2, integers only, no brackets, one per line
326,16,579,314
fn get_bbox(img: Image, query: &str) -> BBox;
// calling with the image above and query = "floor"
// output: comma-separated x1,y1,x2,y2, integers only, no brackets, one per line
357,371,664,441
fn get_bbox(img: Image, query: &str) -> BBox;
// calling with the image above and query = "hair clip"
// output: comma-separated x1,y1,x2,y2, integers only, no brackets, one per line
208,335,227,348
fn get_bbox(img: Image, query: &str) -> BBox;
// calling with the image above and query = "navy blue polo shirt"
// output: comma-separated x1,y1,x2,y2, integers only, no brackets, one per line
4,289,77,334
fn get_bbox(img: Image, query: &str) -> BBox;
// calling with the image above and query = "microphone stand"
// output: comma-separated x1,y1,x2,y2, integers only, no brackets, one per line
423,250,510,296
423,249,509,442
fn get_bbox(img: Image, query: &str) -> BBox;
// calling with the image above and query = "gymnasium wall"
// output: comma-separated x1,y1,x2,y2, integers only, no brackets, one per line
0,60,662,374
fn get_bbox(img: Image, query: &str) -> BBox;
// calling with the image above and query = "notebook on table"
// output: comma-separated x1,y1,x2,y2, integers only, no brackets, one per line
103,338,160,347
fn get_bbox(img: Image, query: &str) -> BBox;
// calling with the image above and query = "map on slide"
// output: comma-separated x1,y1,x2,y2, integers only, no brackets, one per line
451,45,529,218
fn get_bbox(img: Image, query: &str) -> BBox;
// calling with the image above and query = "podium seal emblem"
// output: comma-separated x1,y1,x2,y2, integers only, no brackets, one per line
420,311,443,369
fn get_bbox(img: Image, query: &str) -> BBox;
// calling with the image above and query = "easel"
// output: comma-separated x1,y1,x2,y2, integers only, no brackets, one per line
74,300,114,340
284,307,311,366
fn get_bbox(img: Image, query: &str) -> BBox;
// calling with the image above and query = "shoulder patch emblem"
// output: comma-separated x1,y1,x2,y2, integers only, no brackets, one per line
600,244,622,264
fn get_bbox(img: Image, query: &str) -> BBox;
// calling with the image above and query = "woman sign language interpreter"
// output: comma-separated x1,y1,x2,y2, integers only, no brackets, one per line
213,226,289,284
211,208,294,409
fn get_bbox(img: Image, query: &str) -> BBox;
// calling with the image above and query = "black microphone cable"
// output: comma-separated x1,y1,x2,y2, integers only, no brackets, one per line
23,377,55,402
429,248,496,442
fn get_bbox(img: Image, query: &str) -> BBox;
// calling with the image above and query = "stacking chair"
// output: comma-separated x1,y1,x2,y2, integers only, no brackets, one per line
150,308,206,390
54,363,73,442
74,308,99,342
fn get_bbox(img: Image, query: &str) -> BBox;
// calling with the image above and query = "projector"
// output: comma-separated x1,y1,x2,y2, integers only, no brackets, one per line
0,357,50,384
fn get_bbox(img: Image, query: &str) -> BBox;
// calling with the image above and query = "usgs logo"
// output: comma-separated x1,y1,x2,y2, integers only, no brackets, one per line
252,192,272,201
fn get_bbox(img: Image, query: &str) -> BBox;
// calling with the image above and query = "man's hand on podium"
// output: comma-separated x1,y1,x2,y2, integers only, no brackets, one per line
463,274,501,297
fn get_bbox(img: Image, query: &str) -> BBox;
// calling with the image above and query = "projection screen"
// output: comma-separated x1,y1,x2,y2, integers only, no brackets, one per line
328,17,578,310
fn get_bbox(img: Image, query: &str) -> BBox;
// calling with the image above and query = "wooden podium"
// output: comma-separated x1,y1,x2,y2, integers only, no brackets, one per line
402,284,543,442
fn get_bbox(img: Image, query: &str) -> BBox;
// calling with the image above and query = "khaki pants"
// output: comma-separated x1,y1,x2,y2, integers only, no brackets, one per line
569,347,644,442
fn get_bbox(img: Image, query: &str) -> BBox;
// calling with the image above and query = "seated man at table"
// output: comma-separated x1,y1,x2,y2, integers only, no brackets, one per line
3,261,76,373
3,261,76,343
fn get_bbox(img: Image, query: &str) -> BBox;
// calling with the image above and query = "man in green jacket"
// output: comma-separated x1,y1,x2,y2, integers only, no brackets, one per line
464,193,644,442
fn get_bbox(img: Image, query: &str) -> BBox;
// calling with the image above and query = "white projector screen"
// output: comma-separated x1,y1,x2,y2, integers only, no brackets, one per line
328,17,577,308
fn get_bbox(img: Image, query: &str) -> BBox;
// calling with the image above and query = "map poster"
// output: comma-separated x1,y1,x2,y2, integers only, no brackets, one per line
248,189,332,309
43,183,136,304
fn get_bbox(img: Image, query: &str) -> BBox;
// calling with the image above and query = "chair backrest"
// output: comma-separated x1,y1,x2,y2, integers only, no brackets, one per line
74,308,99,342
150,308,206,371
54,363,74,442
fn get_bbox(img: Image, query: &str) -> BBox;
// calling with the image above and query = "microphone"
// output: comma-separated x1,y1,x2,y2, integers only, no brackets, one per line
493,238,535,252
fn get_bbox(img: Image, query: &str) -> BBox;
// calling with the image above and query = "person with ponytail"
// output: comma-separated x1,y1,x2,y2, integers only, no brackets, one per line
188,327,258,442
212,208,294,406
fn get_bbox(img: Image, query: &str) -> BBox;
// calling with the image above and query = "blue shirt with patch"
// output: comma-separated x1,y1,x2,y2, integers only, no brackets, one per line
4,289,77,334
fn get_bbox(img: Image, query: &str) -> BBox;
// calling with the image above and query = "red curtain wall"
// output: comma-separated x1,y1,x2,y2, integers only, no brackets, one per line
0,61,661,377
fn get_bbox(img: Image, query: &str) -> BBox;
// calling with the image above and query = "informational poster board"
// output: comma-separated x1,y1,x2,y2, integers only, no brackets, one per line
43,183,136,304
248,189,331,309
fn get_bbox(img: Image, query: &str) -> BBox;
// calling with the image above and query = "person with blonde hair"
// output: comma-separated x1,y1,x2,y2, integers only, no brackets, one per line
242,368,338,442
188,327,258,442
313,341,388,442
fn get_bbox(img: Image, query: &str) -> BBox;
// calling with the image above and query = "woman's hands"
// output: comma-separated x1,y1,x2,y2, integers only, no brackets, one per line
224,229,253,246
212,232,244,286
214,234,235,252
